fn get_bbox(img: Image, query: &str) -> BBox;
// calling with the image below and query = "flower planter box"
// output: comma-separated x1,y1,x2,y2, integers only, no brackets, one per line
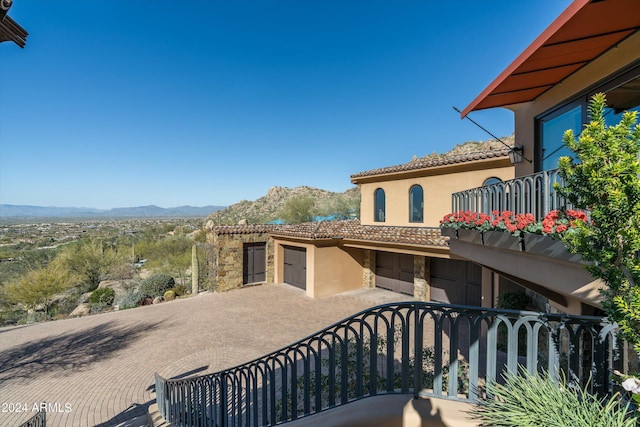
456,228,484,245
482,230,523,251
440,227,457,238
522,233,582,262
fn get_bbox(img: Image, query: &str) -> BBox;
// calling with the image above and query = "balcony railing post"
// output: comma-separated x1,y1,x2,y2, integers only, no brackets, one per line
451,169,571,221
155,302,625,426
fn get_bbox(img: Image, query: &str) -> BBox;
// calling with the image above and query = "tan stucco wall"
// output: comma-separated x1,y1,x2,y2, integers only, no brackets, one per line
357,160,514,227
511,31,640,177
273,239,365,298
311,246,364,298
285,394,478,427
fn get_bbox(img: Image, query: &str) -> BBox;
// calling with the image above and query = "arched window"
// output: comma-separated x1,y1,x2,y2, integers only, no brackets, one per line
409,185,423,223
483,177,502,186
374,188,385,222
483,177,503,212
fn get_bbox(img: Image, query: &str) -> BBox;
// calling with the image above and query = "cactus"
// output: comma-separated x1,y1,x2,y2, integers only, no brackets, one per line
192,245,199,295
163,290,176,301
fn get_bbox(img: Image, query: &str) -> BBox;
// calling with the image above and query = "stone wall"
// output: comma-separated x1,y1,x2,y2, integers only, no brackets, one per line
414,256,428,301
362,249,375,289
207,225,277,293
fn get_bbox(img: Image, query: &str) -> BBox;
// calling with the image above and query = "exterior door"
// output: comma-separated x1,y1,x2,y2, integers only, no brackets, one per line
243,243,266,285
375,251,414,296
283,246,306,290
430,259,481,306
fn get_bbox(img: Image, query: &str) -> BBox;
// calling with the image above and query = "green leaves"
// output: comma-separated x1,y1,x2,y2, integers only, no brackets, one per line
471,369,638,427
557,93,640,351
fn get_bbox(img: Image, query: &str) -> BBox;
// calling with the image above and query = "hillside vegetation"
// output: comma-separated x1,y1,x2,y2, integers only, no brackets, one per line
207,186,360,224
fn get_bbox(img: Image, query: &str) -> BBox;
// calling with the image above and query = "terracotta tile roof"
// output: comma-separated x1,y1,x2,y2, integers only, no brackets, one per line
213,224,280,235
270,219,449,247
351,140,511,180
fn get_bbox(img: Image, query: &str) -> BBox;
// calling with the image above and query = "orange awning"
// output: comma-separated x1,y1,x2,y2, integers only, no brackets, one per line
461,0,640,117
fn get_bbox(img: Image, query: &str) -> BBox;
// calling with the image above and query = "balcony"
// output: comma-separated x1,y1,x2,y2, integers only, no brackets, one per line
451,169,572,221
448,169,601,311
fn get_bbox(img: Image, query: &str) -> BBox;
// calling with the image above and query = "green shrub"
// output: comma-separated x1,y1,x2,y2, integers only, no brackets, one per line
163,290,176,301
89,287,115,306
139,274,175,298
496,291,536,356
115,281,140,310
470,368,637,427
496,291,532,311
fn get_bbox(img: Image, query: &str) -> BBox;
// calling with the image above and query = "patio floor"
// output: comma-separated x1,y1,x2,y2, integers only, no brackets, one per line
0,284,411,426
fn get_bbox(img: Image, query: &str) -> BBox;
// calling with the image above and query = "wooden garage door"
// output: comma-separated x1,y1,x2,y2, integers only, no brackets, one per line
284,246,306,290
375,251,414,296
243,242,266,285
430,259,481,306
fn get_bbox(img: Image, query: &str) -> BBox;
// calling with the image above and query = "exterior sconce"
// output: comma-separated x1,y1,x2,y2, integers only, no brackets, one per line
509,145,524,164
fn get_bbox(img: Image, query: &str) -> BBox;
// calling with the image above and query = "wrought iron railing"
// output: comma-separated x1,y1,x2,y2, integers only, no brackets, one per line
451,169,573,220
155,301,623,427
18,409,46,427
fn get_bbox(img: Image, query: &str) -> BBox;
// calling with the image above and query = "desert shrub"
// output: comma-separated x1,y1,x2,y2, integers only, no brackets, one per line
138,274,175,298
115,281,140,310
164,290,176,301
496,291,535,356
89,288,115,306
470,368,637,426
170,284,186,296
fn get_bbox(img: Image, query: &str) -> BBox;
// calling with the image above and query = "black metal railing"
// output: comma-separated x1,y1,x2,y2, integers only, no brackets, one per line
18,409,46,427
155,301,622,427
451,169,573,220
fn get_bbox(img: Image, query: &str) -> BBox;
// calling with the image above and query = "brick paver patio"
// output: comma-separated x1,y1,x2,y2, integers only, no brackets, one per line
0,284,410,426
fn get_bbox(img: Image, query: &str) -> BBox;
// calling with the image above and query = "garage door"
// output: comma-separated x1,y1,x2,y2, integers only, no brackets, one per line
284,246,306,290
243,243,266,285
375,251,414,296
430,259,481,306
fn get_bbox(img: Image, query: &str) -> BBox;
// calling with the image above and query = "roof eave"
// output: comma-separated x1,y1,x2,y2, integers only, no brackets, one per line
460,0,590,117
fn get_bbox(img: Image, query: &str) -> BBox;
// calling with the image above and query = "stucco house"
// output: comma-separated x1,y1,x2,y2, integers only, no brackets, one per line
208,139,516,306
208,0,639,318
449,0,640,316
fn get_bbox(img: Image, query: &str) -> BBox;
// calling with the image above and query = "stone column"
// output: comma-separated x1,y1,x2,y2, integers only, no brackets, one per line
414,256,428,301
362,249,375,289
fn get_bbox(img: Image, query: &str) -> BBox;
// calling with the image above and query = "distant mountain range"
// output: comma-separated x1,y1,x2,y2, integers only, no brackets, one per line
0,204,226,218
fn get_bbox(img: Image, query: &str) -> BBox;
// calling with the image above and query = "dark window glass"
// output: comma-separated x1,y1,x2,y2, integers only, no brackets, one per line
409,185,423,223
374,188,385,222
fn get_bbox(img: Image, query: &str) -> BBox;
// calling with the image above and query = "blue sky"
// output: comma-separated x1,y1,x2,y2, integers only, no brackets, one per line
0,1,572,209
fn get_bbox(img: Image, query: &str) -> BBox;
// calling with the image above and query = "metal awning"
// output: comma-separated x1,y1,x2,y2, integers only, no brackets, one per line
461,0,640,117
0,15,28,47
0,0,28,48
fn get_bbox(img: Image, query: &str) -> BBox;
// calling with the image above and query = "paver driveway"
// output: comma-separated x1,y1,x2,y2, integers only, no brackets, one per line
0,284,411,426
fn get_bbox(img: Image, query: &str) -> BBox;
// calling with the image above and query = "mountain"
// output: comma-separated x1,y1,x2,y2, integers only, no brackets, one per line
0,204,225,219
207,186,360,225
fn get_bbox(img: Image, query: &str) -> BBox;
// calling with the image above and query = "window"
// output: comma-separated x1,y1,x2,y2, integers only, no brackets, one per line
536,61,640,171
483,177,504,212
538,103,583,171
409,185,423,223
374,188,385,222
483,177,503,186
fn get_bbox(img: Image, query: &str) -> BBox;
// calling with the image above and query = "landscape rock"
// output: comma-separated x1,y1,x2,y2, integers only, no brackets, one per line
153,296,163,304
70,303,91,317
138,297,153,306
